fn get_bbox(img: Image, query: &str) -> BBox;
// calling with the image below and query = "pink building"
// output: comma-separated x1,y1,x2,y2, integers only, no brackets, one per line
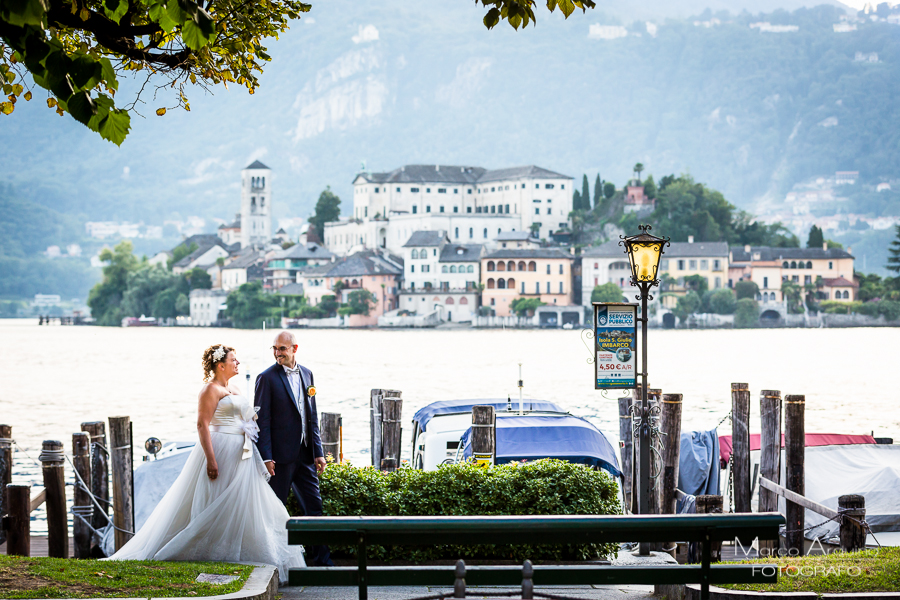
319,250,403,326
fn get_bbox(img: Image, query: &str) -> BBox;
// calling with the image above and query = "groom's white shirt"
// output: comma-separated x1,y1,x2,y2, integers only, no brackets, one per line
283,364,307,446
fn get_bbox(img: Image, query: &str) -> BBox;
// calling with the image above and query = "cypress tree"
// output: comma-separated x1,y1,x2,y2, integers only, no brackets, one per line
807,225,824,249
572,189,582,212
582,175,590,212
593,174,602,209
887,224,900,274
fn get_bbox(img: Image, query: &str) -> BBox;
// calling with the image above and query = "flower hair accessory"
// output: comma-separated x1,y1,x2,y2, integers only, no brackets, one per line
212,346,226,362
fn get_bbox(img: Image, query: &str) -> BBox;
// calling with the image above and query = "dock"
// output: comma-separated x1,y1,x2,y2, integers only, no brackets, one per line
0,536,74,558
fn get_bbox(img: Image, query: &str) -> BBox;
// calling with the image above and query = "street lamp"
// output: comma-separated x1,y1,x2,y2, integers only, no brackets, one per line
620,224,669,553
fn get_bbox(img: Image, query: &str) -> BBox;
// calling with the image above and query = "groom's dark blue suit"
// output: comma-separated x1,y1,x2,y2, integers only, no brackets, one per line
255,362,331,566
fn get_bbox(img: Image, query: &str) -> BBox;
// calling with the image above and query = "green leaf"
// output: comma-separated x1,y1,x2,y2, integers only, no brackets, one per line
148,0,177,31
99,58,118,91
483,7,500,29
102,0,128,24
165,0,189,24
546,0,558,11
99,108,130,145
66,90,96,126
70,54,102,90
557,0,575,17
181,18,211,51
1,0,50,27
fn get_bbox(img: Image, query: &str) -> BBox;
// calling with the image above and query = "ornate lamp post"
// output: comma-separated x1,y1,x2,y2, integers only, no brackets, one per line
620,224,669,550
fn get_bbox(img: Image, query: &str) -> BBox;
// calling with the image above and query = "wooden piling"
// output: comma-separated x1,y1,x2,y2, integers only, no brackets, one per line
759,390,782,553
784,395,805,553
320,413,341,463
40,440,68,558
380,396,403,471
617,397,633,513
72,432,92,558
80,421,109,535
370,390,383,467
4,484,30,556
696,495,723,562
838,495,866,552
471,406,496,466
0,424,11,546
731,383,751,514
660,393,683,558
108,417,134,551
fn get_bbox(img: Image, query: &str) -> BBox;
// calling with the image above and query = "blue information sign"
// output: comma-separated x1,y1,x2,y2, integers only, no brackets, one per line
593,303,637,390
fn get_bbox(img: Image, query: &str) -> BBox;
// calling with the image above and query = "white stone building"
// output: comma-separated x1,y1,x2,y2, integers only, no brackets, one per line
241,161,272,249
189,288,228,326
324,164,572,256
580,241,633,306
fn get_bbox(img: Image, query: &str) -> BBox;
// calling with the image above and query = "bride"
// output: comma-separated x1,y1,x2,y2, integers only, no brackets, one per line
105,344,305,580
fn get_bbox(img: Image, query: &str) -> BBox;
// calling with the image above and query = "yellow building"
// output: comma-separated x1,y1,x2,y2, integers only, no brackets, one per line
729,244,856,303
480,248,574,316
656,239,730,307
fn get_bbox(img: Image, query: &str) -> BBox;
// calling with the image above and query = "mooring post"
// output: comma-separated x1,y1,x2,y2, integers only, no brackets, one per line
40,440,68,558
839,494,866,552
109,416,134,551
784,395,806,553
72,432,92,558
81,421,109,537
660,393,683,556
759,390,782,553
471,405,496,466
617,397,633,513
369,390,383,468
380,393,402,471
320,413,341,463
731,383,751,514
0,424,11,546
4,484,30,556
453,559,466,598
696,495,723,562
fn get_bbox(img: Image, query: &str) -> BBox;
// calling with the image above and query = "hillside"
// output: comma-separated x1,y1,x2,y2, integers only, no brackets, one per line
0,2,897,229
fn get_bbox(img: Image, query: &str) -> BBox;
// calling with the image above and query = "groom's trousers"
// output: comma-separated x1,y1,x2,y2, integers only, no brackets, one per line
269,448,333,567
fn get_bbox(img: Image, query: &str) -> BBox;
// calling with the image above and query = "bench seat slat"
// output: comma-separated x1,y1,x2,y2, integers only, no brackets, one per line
287,564,779,587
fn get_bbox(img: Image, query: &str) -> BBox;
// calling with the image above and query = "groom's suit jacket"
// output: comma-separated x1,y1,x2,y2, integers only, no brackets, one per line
254,362,324,465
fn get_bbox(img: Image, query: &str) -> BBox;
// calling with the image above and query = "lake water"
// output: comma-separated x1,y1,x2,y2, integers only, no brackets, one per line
1,319,897,534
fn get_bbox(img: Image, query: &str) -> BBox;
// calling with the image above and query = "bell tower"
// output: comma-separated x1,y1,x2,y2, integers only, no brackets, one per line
241,161,272,249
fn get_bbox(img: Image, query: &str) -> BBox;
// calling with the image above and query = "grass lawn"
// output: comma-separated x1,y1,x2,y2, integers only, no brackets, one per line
722,546,900,594
0,555,255,599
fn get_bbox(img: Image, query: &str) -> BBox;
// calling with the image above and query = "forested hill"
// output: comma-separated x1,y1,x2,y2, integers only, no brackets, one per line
1,1,897,224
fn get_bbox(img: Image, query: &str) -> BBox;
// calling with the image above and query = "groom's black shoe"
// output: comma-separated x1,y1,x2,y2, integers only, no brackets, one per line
306,544,334,567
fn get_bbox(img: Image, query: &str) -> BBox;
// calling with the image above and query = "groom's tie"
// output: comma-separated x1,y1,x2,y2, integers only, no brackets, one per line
285,365,307,446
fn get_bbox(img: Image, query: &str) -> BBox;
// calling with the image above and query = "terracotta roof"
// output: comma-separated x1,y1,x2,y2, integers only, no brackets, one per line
484,248,573,260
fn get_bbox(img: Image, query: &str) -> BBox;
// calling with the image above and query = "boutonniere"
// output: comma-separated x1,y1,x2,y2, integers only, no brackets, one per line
306,385,316,397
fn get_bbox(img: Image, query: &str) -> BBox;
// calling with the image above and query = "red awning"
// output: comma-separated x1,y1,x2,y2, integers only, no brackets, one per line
718,433,875,466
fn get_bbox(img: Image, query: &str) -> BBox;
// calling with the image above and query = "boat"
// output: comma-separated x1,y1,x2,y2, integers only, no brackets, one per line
411,398,621,478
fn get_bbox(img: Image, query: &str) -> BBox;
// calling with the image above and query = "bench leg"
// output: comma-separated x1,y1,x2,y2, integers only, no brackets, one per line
358,532,367,600
701,531,711,600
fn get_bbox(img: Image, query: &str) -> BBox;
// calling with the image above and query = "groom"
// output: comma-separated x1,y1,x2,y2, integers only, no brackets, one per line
255,330,332,566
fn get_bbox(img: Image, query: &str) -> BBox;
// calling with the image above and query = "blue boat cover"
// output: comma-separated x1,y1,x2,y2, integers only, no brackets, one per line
413,399,565,432
677,430,720,496
459,415,621,478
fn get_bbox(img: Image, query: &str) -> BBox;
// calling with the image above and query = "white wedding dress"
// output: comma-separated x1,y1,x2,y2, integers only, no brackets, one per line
105,395,305,580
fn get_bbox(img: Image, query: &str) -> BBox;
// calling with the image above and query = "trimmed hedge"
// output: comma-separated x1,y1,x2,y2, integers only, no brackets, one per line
288,459,621,562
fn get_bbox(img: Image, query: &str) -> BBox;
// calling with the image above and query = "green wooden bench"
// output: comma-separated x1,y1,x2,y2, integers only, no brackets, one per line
287,513,783,600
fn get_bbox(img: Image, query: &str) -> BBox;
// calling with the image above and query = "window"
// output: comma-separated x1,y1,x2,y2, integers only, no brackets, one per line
505,185,509,190
533,199,542,203
487,261,495,271
689,260,697,270
498,279,506,289
713,259,721,271
678,260,685,270
433,249,437,256
438,188,447,194
559,282,564,293
467,207,472,213
442,265,449,273
467,265,474,273
518,261,526,271
476,207,482,213
528,261,536,272
507,261,515,271
559,264,564,274
790,261,797,269
521,282,525,293
364,207,367,217
454,189,459,194
805,275,812,284
453,206,458,213
491,187,495,192
490,206,496,214
450,266,457,273
467,189,472,194
396,187,401,192
426,206,431,213
374,187,379,193
545,184,554,189
505,204,510,213
783,261,789,268
535,183,539,189
411,187,420,193
806,261,813,269
487,278,495,289
829,261,833,269
440,206,444,213
792,275,799,283
411,249,418,259
497,261,506,272
424,265,431,272
535,282,540,293
483,228,488,238
546,264,551,274
547,208,551,215
455,227,459,238
700,260,708,270
490,298,495,306
426,188,431,193
412,206,418,214
715,277,721,288
508,278,515,289
535,208,540,215
469,227,474,239
660,259,669,270
546,282,551,293
763,277,768,289
561,184,565,189
411,265,415,273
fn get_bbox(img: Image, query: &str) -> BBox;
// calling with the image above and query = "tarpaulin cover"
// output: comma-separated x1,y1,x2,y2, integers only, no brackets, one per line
718,433,875,465
678,430,721,497
459,414,621,477
413,399,564,432
783,444,900,542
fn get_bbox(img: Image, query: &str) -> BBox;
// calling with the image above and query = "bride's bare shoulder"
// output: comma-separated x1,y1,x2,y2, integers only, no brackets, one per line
198,382,226,403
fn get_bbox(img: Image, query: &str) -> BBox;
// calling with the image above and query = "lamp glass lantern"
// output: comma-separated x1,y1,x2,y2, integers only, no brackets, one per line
622,232,666,285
